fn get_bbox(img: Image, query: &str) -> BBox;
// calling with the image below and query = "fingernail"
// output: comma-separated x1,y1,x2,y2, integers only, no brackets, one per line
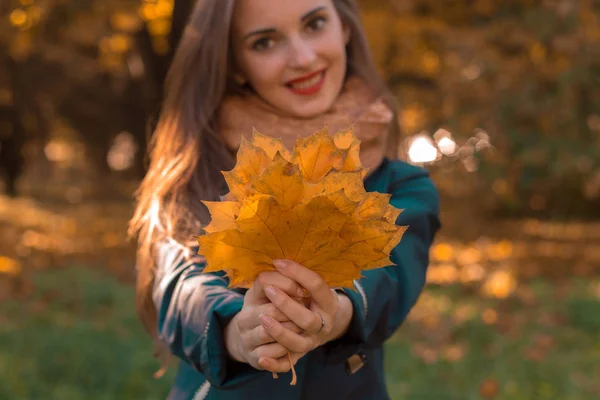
265,285,277,297
273,259,287,269
297,287,305,298
258,357,270,370
259,314,273,327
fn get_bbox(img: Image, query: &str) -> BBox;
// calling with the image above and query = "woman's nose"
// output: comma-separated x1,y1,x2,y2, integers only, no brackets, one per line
287,37,317,69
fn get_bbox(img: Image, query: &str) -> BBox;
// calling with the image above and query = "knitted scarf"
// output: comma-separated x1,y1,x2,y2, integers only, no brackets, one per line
218,75,393,175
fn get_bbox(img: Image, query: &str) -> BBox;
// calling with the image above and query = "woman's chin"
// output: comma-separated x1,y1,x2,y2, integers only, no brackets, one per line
278,94,338,119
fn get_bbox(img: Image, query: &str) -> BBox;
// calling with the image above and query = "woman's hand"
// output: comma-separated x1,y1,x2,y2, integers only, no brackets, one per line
224,271,306,371
256,259,354,371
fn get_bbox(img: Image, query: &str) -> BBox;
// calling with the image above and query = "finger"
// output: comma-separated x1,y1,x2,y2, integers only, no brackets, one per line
258,356,290,373
258,352,303,373
272,259,337,313
258,303,289,322
251,342,289,367
259,314,315,353
244,321,303,348
243,325,275,349
264,285,325,334
237,303,288,331
252,271,305,302
281,321,303,334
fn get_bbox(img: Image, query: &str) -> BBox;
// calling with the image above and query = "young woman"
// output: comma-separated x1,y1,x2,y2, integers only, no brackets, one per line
129,0,441,399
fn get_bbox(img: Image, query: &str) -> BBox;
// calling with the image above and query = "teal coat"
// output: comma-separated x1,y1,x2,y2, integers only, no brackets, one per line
153,159,441,400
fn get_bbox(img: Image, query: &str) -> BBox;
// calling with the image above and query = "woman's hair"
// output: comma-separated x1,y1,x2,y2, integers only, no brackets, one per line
128,0,401,341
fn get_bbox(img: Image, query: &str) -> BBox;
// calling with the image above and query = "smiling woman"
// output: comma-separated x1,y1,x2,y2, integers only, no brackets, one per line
128,0,440,399
230,0,349,117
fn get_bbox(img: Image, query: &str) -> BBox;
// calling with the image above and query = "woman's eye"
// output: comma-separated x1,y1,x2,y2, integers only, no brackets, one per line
252,37,275,51
306,16,327,32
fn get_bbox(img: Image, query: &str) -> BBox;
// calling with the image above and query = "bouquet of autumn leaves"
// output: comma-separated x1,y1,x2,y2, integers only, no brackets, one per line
196,126,406,384
197,125,406,291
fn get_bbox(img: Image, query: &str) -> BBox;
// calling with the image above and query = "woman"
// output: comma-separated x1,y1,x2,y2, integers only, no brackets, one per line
129,0,440,399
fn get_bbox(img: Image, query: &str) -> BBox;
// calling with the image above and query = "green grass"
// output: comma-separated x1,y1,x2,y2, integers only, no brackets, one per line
0,268,175,400
385,282,600,400
1,267,599,399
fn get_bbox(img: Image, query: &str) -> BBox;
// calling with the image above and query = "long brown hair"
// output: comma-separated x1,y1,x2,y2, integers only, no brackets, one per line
128,0,401,342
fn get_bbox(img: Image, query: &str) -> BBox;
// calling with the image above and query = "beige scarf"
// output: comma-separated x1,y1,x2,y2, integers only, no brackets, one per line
218,75,394,175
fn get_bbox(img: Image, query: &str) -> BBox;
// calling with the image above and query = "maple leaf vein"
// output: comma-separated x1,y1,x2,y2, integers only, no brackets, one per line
293,210,315,262
250,200,286,258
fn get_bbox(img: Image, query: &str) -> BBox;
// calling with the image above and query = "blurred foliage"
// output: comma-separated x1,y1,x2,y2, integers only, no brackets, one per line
1,0,599,218
360,0,600,219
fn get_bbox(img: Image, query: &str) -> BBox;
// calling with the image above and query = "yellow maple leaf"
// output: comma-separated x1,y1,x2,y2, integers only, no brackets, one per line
251,153,304,208
251,128,292,161
222,137,271,200
302,169,366,203
333,127,363,173
202,201,240,233
291,126,345,181
197,126,408,386
355,192,402,223
198,126,407,290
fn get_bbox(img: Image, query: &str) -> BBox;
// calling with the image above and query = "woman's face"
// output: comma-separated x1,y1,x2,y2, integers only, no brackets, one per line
231,0,349,118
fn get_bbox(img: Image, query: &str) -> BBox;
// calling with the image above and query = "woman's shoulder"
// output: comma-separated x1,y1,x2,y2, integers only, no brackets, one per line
367,158,439,211
385,158,431,180
369,158,433,187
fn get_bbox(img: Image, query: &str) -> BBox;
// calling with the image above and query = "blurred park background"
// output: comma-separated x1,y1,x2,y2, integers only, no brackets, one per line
1,0,600,399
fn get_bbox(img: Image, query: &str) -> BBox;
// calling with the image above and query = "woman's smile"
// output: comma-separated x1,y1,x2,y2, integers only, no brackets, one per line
285,68,327,95
232,0,349,117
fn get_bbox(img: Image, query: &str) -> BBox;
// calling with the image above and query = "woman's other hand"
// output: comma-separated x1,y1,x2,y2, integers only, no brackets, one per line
224,271,305,371
255,259,354,372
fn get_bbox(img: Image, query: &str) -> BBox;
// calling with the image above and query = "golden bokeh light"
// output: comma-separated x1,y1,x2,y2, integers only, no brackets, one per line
109,34,133,53
148,18,171,37
481,308,498,325
154,0,175,18
138,3,157,21
457,246,482,265
459,263,486,284
9,9,28,28
482,270,517,299
0,256,22,276
427,263,459,285
431,242,454,262
487,240,514,261
110,12,141,33
400,106,425,134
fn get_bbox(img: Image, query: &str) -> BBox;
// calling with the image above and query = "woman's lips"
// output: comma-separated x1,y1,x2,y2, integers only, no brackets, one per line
286,69,326,96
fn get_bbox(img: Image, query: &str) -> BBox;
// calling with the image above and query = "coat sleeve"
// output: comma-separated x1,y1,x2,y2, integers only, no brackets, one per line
321,166,441,363
152,240,260,388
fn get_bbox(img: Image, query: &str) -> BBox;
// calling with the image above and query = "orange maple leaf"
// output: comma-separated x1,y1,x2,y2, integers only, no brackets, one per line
197,126,407,385
198,125,406,290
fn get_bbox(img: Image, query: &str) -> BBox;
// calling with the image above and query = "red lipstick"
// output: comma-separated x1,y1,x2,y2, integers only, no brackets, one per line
285,69,326,96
